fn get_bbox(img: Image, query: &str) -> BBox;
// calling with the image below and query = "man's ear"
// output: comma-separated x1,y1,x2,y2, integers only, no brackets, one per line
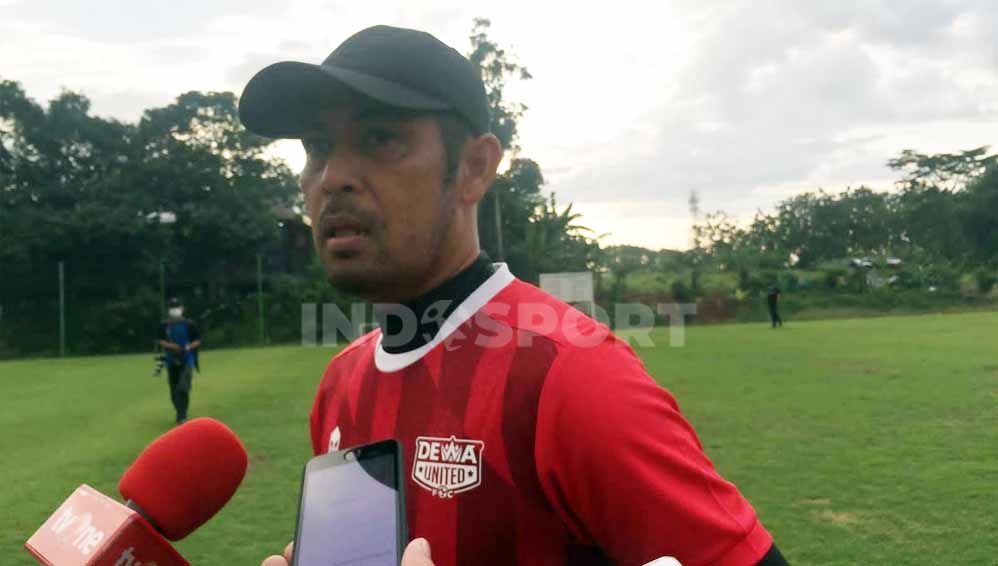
459,133,503,206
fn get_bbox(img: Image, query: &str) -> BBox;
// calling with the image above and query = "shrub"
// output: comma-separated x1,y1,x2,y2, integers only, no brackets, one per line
974,268,997,295
737,267,751,292
669,279,693,302
960,273,980,298
695,291,740,323
923,263,961,291
778,271,800,290
823,268,847,289
891,269,921,289
746,270,777,295
846,269,868,293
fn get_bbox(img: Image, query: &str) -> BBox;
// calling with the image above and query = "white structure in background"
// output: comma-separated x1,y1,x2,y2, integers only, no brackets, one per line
540,271,596,318
145,211,177,224
850,256,904,289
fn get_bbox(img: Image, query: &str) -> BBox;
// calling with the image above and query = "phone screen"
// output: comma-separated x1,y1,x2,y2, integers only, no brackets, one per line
293,443,402,566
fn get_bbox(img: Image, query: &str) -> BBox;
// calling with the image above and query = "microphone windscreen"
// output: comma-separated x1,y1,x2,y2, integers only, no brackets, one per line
118,417,248,541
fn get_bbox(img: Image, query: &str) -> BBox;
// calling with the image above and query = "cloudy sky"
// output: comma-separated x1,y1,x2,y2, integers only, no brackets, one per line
3,0,996,250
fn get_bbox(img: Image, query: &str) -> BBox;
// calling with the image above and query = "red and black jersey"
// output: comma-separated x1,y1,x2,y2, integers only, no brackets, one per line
310,264,774,566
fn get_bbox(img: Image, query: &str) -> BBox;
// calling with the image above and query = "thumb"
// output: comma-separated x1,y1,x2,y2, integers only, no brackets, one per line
260,541,292,566
402,538,434,566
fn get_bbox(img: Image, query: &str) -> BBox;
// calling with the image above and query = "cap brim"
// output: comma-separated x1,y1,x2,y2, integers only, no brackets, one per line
238,61,451,138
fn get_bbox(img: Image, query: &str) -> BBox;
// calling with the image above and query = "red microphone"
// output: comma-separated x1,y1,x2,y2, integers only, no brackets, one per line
25,418,248,566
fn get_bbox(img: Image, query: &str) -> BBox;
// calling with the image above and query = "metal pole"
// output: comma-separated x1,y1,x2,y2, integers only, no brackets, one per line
159,258,166,318
493,190,504,261
257,253,265,344
58,261,66,357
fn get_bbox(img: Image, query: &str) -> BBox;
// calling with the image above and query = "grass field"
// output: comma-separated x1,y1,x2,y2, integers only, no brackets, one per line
2,312,995,565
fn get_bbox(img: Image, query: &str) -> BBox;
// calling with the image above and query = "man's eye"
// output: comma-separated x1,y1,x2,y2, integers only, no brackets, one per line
362,128,398,148
362,128,406,160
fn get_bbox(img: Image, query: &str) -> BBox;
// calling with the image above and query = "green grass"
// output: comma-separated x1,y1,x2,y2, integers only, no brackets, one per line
3,312,996,565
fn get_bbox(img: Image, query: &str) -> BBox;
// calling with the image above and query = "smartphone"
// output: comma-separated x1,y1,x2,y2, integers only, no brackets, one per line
292,439,407,566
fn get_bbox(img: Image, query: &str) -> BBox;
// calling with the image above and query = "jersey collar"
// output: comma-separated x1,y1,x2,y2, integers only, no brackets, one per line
374,263,515,373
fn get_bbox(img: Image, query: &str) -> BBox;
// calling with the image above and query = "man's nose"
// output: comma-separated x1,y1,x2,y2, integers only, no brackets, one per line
318,148,362,195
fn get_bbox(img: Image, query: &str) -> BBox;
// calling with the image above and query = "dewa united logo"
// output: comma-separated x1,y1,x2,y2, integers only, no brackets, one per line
412,436,485,498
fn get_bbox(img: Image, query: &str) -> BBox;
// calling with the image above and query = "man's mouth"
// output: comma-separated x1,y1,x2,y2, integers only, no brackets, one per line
329,227,369,238
321,214,373,254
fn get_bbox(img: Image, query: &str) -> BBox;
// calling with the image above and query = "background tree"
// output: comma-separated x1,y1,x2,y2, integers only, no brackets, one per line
606,244,652,299
1,18,608,357
134,91,298,301
688,146,997,299
479,157,544,274
522,193,600,282
467,19,601,280
960,163,998,264
469,18,533,264
0,81,299,356
887,146,997,192
467,18,532,152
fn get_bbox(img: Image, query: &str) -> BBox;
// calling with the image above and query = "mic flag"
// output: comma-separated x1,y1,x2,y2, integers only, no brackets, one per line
24,417,248,565
24,484,188,566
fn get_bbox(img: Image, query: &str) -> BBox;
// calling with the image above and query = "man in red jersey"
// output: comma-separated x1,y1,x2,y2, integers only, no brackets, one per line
242,25,787,566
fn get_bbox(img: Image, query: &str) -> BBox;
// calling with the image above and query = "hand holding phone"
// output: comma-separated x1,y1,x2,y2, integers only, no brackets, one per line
291,439,407,566
399,539,433,565
262,538,434,566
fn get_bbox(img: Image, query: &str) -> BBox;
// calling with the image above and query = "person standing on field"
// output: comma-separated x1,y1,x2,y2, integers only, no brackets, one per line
243,25,789,566
767,284,783,328
158,297,201,425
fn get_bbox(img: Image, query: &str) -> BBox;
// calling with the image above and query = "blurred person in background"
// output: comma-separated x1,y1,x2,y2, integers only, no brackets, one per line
767,285,783,328
158,297,201,425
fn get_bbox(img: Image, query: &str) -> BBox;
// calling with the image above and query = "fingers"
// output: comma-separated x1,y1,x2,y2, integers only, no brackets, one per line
264,539,430,566
260,541,293,566
401,538,434,566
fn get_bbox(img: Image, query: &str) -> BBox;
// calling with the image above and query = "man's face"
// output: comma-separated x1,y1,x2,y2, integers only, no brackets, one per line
298,104,456,301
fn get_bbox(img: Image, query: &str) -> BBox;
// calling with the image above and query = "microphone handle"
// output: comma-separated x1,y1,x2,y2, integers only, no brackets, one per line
125,499,165,535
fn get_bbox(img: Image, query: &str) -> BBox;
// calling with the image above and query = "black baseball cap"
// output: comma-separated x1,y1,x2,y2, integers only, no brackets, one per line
238,25,490,138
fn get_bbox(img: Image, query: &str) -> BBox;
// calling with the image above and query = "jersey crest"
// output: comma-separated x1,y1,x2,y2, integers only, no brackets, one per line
412,436,485,498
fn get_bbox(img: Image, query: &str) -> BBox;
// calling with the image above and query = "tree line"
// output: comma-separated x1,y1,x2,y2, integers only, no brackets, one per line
691,147,998,295
0,19,601,358
3,18,994,358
